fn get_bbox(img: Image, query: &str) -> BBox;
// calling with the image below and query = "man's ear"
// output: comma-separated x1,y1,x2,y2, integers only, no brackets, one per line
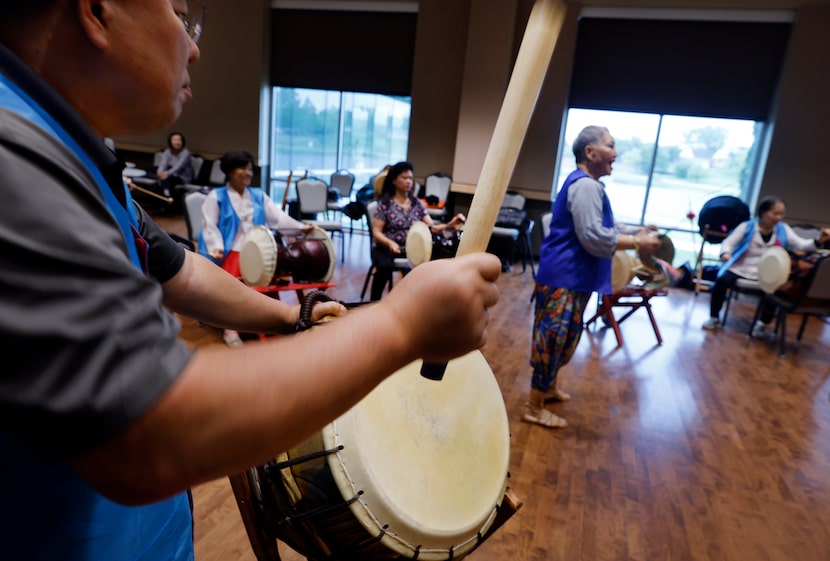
77,0,110,49
583,145,596,162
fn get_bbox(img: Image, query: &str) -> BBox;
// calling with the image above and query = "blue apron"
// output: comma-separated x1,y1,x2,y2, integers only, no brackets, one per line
0,73,194,561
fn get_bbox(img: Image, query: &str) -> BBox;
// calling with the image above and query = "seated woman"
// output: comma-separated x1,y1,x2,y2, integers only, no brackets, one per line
200,150,311,346
156,131,193,199
370,161,465,301
702,196,830,336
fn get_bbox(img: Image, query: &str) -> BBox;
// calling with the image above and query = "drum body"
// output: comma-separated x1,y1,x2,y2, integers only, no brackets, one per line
240,351,510,561
651,234,675,265
757,246,793,294
611,250,639,291
405,222,462,267
611,233,673,292
758,246,822,297
240,225,335,286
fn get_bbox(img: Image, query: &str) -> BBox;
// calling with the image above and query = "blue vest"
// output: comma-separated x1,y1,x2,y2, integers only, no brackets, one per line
198,187,267,264
536,169,615,294
1,70,193,561
717,218,788,278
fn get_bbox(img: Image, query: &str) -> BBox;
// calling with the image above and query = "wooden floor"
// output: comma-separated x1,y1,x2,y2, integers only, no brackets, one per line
155,214,830,561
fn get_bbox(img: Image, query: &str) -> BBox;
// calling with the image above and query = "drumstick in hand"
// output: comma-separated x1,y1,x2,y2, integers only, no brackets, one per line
421,0,567,380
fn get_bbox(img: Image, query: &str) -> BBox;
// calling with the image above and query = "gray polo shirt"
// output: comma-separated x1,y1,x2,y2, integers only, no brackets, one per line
0,53,191,462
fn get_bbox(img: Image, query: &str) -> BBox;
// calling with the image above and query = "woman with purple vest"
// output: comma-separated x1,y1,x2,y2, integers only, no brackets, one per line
701,196,830,337
525,126,661,428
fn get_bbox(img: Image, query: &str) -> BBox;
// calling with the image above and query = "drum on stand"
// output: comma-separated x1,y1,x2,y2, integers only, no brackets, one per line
240,225,335,286
650,233,675,266
405,222,462,267
611,232,673,292
231,350,511,561
611,250,639,292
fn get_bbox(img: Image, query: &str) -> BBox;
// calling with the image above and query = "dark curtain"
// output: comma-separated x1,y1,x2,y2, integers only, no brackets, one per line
569,18,792,120
270,9,417,96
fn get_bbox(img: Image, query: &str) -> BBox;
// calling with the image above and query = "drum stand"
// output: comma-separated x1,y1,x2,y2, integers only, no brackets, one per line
229,465,522,561
229,471,283,561
584,286,668,347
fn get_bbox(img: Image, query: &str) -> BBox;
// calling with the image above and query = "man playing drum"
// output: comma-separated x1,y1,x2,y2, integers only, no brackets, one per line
0,2,500,560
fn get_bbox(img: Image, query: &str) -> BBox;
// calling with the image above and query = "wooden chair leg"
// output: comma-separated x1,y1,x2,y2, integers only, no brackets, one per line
228,472,282,561
598,295,623,346
644,300,663,345
584,293,605,327
476,487,523,551
694,232,707,295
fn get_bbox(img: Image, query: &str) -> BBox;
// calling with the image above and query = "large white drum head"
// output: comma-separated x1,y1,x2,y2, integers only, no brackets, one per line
757,246,791,293
240,226,277,286
303,225,336,283
406,221,433,267
323,350,510,560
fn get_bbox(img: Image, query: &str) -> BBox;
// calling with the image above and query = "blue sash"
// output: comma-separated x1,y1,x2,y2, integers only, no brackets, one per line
198,187,268,264
0,74,142,268
0,72,193,561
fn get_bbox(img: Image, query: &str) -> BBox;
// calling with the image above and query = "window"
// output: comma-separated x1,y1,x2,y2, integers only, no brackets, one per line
270,87,411,199
561,12,790,266
555,108,763,264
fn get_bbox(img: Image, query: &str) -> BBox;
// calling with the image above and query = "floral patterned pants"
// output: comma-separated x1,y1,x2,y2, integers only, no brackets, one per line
530,285,591,392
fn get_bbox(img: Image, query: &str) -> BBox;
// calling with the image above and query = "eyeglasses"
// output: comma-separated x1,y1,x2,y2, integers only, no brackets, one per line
177,0,206,44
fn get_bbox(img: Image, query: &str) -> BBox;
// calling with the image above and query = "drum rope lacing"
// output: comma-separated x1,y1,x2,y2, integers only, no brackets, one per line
265,445,344,470
272,489,364,524
264,450,367,527
296,290,345,332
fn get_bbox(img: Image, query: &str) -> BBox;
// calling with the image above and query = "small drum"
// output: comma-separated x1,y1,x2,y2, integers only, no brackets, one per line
650,233,675,265
232,351,511,561
405,222,462,267
240,225,335,286
757,246,792,294
757,246,822,297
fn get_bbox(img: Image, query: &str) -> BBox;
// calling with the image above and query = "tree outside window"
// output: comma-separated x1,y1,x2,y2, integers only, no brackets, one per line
270,87,411,203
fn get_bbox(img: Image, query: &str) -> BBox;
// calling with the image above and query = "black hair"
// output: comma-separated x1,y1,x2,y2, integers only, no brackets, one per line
2,1,54,20
572,126,610,165
380,161,415,200
756,196,785,218
167,131,186,149
219,150,255,176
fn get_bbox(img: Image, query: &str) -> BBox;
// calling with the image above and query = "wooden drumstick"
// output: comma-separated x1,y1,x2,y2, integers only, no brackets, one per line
128,182,173,204
421,0,567,380
280,170,293,211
